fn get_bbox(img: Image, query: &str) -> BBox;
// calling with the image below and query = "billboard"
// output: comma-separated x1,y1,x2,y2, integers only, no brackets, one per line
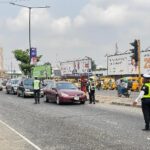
108,50,150,75
32,65,52,78
60,57,92,75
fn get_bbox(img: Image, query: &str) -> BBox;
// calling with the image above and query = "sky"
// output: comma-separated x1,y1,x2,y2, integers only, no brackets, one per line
0,0,150,71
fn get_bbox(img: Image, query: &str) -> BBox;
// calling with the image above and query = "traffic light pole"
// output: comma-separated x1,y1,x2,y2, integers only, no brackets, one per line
137,40,141,91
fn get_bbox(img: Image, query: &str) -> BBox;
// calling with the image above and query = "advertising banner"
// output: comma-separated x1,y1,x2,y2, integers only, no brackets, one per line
60,57,92,75
141,51,150,74
32,65,52,78
30,48,37,65
108,50,150,75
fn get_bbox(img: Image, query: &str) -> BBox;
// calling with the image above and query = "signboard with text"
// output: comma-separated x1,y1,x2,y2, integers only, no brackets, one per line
60,57,92,75
108,50,150,75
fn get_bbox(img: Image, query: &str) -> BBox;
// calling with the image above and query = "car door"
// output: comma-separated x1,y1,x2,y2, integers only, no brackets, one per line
50,82,58,101
18,81,24,96
6,80,11,93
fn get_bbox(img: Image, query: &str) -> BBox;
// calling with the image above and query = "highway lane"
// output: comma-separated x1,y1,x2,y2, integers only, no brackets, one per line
0,90,149,150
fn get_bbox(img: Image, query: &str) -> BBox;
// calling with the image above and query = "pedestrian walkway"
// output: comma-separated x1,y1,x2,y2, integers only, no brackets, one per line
95,94,141,107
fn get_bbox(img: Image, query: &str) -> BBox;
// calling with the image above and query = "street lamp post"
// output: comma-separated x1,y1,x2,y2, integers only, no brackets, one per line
10,2,50,64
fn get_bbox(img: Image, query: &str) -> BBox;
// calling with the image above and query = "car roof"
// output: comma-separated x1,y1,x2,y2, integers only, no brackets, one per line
56,81,71,84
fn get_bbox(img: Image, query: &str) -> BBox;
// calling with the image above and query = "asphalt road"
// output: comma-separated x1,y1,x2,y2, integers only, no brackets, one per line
0,90,150,150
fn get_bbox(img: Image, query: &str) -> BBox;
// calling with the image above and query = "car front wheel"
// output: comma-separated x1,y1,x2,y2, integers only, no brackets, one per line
80,101,85,104
45,96,49,103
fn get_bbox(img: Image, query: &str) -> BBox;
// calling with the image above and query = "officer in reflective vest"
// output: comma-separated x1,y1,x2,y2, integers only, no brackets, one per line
88,77,96,104
133,74,150,131
33,77,41,104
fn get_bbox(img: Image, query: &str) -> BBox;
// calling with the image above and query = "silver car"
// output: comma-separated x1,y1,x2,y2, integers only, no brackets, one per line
6,79,19,94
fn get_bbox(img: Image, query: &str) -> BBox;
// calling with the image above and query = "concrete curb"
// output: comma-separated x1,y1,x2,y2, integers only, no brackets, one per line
111,102,141,108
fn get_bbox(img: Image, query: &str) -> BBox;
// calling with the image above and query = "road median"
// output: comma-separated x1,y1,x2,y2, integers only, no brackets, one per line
95,94,141,108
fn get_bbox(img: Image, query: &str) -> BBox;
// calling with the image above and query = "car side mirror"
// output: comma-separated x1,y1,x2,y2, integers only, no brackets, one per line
52,88,57,91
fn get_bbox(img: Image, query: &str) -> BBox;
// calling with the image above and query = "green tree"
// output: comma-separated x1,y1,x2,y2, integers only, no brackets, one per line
13,49,42,76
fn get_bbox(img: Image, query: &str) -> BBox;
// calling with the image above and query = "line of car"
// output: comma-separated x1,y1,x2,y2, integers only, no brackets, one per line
1,78,87,105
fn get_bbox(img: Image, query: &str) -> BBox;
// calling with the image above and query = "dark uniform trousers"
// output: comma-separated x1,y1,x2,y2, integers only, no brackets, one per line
34,89,40,104
141,98,150,129
89,90,95,104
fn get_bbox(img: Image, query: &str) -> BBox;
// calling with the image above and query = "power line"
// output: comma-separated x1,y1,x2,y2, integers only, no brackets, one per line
0,0,30,4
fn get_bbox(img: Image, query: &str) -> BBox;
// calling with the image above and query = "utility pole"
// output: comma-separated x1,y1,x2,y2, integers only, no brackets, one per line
137,40,141,90
10,2,50,64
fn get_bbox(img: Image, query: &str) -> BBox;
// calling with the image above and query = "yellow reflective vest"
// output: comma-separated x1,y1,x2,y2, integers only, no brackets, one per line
33,80,40,90
143,83,150,98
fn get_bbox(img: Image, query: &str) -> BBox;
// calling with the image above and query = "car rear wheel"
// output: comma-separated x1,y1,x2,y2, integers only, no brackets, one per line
6,88,9,94
17,91,20,97
56,96,61,105
11,88,15,95
45,96,49,103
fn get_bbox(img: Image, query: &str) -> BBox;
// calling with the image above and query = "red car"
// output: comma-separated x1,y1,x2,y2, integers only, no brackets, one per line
44,81,87,104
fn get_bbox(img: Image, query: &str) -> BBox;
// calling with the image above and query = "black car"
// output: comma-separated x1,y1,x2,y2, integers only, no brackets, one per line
17,78,44,98
0,80,3,91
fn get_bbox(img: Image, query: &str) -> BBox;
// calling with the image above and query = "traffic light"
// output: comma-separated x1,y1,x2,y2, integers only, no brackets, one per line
130,40,138,63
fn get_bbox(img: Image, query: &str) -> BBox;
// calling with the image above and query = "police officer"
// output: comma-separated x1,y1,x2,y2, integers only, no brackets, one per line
133,74,150,131
33,76,41,104
88,77,96,104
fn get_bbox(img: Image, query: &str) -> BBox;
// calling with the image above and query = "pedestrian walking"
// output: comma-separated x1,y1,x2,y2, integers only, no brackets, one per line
33,76,41,104
133,74,150,131
88,77,96,104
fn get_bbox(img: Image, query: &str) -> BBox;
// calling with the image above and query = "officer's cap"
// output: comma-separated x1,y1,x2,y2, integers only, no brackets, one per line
143,74,150,78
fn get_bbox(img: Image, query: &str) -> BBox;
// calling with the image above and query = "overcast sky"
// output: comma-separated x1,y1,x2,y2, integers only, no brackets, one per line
0,0,150,71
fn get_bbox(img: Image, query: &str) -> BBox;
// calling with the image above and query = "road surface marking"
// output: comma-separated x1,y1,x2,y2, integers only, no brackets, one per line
0,120,42,150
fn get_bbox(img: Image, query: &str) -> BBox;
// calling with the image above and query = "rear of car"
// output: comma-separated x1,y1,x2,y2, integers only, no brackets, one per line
0,80,3,91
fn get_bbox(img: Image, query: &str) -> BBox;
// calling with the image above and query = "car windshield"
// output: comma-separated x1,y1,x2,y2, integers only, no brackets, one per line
56,82,77,90
12,80,19,84
24,79,33,86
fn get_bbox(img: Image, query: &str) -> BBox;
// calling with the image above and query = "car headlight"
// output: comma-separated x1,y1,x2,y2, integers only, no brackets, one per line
61,92,69,97
82,92,86,96
25,89,30,92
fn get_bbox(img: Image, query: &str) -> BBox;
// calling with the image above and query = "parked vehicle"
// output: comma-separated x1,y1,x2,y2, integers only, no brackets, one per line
100,77,116,90
0,80,3,91
117,78,131,98
17,78,44,98
6,79,19,94
44,81,87,104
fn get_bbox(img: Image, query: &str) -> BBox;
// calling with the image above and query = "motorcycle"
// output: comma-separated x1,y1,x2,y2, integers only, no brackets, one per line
117,86,131,98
